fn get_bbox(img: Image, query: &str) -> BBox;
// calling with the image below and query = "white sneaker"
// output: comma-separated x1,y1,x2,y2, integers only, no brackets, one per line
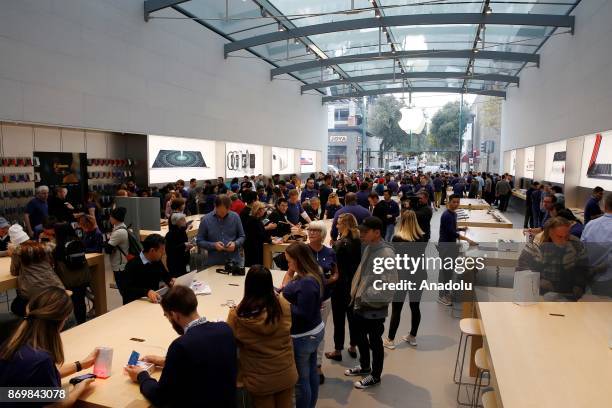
402,335,418,347
383,337,396,350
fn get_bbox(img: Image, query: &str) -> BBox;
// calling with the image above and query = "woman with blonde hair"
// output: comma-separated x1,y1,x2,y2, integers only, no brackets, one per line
243,201,273,266
325,213,360,361
324,193,343,220
281,242,325,408
384,210,427,349
0,287,100,406
517,216,590,299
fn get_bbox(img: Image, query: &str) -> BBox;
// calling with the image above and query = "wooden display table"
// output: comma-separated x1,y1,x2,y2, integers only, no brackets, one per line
567,207,585,224
475,287,612,408
139,214,201,241
464,227,526,268
511,189,526,200
0,253,108,315
262,219,333,269
60,266,286,407
456,210,513,229
458,198,490,210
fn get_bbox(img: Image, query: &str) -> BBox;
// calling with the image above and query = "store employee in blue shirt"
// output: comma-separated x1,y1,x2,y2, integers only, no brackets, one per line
24,185,49,237
300,178,319,203
437,195,476,306
287,189,312,225
584,186,604,224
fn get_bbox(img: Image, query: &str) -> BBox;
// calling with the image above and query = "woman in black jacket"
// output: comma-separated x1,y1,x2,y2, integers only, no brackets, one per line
385,210,427,349
244,202,273,266
165,213,193,278
325,212,360,361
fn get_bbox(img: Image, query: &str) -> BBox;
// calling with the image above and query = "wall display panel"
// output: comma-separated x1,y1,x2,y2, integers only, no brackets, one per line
148,135,216,184
225,142,264,178
544,140,567,184
524,146,535,179
300,150,318,174
271,147,295,174
580,131,612,189
510,150,517,176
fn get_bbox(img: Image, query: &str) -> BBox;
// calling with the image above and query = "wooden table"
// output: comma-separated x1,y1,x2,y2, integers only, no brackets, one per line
512,189,526,200
457,210,513,229
0,253,108,315
567,207,585,224
262,219,333,269
475,287,612,408
139,214,201,241
458,198,490,210
464,227,526,268
60,266,286,407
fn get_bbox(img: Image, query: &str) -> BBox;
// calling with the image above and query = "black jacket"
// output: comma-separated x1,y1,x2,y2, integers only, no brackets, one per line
244,216,270,266
413,204,433,242
165,225,190,278
268,210,291,237
121,254,171,304
137,321,237,408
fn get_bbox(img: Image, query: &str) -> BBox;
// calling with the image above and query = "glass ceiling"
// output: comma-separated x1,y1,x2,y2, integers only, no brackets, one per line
148,0,581,100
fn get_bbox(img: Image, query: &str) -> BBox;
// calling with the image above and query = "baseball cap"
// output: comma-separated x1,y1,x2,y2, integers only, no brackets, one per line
358,216,384,235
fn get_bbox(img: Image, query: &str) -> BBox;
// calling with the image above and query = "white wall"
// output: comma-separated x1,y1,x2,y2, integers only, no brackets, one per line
0,0,327,164
501,0,612,153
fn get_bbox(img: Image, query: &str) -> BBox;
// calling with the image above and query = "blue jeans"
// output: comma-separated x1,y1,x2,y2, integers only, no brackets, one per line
385,223,395,241
293,329,324,408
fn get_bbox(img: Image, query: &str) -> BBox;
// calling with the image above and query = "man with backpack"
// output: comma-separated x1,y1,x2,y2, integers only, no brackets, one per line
104,207,130,295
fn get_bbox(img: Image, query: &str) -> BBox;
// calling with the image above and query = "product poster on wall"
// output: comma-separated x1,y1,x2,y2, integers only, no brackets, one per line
510,150,517,176
544,140,567,184
580,131,612,189
33,152,88,205
272,147,295,174
225,142,263,178
148,135,216,184
524,146,535,179
300,150,317,174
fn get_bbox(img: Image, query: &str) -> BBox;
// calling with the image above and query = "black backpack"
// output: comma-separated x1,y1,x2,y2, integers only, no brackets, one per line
64,240,87,269
117,226,143,262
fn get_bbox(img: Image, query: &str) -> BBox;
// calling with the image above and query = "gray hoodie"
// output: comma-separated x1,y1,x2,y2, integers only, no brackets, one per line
350,240,398,319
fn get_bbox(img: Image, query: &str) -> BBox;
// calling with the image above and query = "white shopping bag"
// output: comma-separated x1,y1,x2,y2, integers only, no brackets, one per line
513,270,540,305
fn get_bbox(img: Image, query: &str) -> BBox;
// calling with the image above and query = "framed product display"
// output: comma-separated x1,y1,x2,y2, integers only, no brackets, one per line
300,150,317,174
524,146,535,179
225,142,263,178
271,147,295,174
147,135,216,184
544,140,567,184
580,131,612,189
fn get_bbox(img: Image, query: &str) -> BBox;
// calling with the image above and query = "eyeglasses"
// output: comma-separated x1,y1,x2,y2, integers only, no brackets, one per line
307,229,321,234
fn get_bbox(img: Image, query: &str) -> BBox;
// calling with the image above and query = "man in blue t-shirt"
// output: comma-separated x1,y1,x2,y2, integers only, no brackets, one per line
300,178,318,203
24,185,49,237
438,194,476,306
584,186,604,225
287,190,312,225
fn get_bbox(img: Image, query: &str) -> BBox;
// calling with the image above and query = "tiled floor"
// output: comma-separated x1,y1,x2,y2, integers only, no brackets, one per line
1,203,526,407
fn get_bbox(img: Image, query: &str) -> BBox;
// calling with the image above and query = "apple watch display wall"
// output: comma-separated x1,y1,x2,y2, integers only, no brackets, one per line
271,147,295,174
300,150,317,174
544,140,567,184
225,142,263,178
148,135,216,184
580,130,612,189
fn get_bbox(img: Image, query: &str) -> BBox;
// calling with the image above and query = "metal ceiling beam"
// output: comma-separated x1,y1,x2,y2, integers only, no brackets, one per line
144,0,189,21
322,87,506,103
302,72,518,92
225,13,574,56
272,50,538,78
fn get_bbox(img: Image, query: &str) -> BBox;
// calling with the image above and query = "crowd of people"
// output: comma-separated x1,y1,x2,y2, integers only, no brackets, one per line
0,168,610,407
